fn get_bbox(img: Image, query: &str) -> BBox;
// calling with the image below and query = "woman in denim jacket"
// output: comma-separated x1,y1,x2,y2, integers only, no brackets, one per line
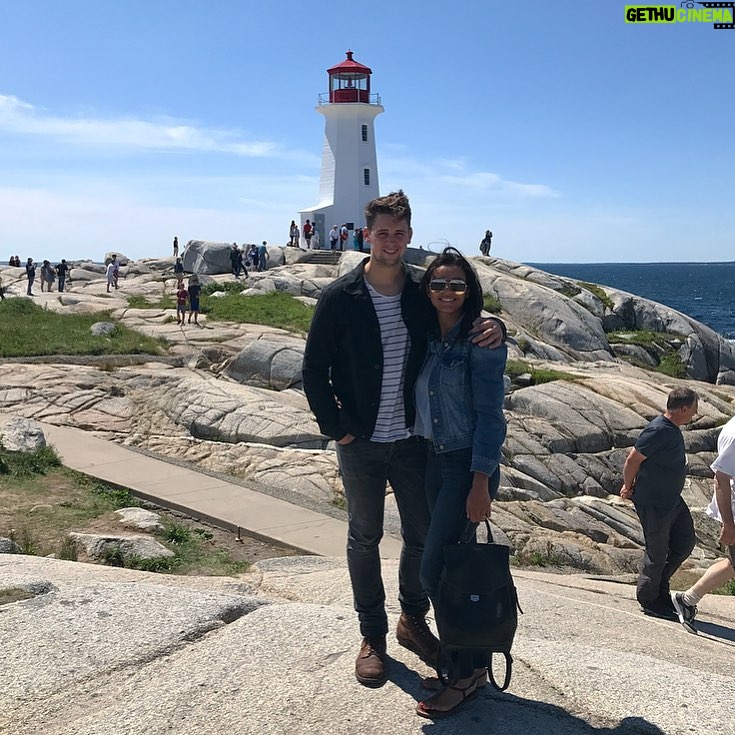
414,247,507,719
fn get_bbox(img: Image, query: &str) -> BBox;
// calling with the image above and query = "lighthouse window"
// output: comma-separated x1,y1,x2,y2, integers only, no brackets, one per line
363,168,370,185
361,125,368,142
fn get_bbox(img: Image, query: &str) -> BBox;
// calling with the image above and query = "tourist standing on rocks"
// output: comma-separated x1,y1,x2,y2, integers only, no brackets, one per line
671,413,735,634
174,257,185,280
289,220,299,247
173,236,179,257
303,219,313,249
412,247,507,719
257,241,269,272
621,387,699,620
25,258,35,296
248,244,259,272
187,274,201,325
329,225,339,251
479,230,493,256
302,190,505,689
175,278,188,325
56,259,69,292
312,224,321,250
230,244,239,276
0,272,5,300
40,260,55,293
106,256,117,293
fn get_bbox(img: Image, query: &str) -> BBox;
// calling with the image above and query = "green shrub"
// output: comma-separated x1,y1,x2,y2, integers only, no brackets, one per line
162,522,194,545
9,528,40,555
657,352,687,378
100,544,125,567
556,284,581,298
58,536,78,561
577,282,614,310
0,445,62,477
482,293,502,314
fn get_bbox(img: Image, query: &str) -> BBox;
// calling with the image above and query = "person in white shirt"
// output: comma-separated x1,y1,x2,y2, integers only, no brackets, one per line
671,414,735,633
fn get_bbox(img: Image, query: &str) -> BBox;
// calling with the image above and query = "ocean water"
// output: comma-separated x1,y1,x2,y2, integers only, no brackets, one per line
527,262,735,340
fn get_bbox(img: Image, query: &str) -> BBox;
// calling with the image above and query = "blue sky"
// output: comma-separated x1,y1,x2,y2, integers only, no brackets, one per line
1,0,733,263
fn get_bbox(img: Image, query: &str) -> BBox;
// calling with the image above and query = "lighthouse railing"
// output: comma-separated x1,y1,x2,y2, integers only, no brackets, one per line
318,92,382,106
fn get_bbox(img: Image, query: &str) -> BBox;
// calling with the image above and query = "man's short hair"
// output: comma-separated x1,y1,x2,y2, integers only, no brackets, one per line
364,189,411,229
667,387,698,411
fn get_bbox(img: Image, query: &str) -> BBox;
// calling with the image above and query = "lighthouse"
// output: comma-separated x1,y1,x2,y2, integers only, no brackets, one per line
300,51,384,245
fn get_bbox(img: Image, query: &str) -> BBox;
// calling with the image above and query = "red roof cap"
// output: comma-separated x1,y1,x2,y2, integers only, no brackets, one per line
327,50,372,75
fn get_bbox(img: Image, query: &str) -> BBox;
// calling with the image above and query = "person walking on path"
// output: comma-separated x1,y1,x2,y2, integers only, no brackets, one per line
329,225,339,251
25,258,35,296
671,414,735,633
56,260,69,292
302,190,505,689
173,236,179,257
620,387,699,620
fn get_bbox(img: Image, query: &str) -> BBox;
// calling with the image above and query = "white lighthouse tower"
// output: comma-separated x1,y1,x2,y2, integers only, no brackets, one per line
300,51,383,244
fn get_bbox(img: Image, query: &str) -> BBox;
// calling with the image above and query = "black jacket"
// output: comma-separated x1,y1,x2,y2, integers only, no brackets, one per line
302,259,431,442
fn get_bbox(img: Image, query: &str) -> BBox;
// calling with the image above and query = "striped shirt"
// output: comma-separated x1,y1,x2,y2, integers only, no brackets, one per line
366,280,411,442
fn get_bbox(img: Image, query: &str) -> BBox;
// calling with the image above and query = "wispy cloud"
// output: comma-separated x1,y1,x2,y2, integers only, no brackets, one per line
0,93,310,160
380,151,560,199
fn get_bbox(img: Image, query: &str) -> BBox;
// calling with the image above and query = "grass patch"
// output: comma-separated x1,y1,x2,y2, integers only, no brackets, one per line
202,290,314,334
513,541,566,568
577,282,614,310
482,293,502,314
556,284,582,298
505,359,577,386
0,299,165,358
0,444,62,477
126,294,176,310
0,458,292,574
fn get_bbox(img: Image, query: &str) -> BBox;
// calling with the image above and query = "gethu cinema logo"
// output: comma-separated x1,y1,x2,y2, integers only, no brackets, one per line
625,3,735,26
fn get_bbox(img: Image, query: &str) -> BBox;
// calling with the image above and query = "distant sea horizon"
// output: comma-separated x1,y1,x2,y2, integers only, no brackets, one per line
527,261,735,340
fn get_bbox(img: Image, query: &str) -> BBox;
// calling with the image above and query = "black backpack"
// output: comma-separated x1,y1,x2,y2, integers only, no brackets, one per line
434,521,521,690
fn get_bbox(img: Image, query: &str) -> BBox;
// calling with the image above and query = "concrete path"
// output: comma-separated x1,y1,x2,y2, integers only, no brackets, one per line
32,421,402,559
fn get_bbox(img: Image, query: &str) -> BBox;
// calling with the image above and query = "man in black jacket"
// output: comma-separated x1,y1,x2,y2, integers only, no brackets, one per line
303,190,504,687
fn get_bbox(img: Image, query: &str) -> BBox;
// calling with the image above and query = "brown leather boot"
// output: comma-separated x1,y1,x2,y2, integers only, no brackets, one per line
355,636,387,688
396,612,440,666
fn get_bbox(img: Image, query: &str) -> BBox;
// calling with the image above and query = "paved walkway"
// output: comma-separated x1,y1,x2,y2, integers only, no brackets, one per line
32,422,402,559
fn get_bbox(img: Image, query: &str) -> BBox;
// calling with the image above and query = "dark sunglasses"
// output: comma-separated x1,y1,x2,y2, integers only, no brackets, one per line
428,278,468,294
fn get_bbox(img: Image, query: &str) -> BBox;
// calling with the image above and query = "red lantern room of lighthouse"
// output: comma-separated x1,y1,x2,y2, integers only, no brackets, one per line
324,50,378,105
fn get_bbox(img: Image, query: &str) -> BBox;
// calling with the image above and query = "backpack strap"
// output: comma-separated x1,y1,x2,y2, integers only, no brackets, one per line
487,652,513,691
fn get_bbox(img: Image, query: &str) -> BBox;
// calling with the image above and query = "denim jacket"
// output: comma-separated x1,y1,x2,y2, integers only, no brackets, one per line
417,321,507,476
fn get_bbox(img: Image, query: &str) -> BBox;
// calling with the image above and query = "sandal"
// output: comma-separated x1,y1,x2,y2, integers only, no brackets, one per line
416,675,478,720
421,667,487,692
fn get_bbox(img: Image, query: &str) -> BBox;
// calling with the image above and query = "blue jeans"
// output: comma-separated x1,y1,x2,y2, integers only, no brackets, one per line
336,435,431,638
420,443,500,677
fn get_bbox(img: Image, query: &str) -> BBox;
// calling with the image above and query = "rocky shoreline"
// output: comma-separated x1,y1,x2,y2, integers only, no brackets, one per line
1,244,734,576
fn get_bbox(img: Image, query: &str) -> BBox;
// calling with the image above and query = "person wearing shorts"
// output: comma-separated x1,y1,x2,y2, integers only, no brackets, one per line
187,275,201,325
671,414,735,633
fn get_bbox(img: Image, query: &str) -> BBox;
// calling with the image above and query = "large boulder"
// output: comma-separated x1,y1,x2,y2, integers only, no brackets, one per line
182,241,237,275
0,417,46,453
224,339,305,390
